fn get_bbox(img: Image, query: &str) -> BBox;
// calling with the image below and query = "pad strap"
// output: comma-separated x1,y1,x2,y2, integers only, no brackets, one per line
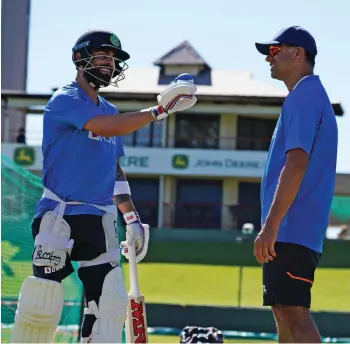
43,188,117,244
113,181,131,195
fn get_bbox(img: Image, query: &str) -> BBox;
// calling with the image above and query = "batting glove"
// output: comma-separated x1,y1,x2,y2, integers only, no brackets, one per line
143,73,197,120
120,211,150,263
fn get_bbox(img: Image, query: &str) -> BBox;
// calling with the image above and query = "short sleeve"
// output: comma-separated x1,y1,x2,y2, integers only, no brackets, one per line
282,94,321,156
102,98,125,158
45,91,100,130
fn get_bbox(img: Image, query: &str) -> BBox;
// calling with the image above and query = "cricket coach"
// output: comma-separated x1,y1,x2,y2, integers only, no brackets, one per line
254,26,338,343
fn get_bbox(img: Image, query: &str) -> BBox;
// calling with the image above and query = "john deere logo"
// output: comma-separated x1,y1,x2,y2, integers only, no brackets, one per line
172,154,189,169
14,147,35,166
110,34,120,47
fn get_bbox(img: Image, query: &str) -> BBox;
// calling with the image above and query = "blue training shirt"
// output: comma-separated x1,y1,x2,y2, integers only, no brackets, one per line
35,81,125,218
261,75,338,253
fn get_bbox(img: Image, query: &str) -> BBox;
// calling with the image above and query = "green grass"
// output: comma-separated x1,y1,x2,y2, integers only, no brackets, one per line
1,329,274,343
2,262,349,343
148,335,274,343
122,263,350,312
1,329,77,343
2,261,350,312
1,262,82,299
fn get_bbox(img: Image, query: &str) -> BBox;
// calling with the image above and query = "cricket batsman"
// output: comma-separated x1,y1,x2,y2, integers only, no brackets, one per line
10,30,197,343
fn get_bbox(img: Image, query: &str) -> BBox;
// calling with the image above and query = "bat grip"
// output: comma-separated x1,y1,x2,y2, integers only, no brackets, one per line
128,243,141,297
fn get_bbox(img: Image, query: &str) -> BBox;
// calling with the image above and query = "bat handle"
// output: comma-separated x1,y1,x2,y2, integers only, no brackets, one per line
128,243,141,297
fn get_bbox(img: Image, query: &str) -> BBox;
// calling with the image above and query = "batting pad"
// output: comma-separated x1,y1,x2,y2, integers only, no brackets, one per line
83,267,128,343
11,276,64,343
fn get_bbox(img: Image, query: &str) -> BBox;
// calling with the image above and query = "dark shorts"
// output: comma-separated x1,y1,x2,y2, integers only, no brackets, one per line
262,242,321,308
32,214,117,282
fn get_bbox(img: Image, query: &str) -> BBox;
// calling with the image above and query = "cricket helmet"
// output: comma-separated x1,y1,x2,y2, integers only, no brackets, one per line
72,30,130,89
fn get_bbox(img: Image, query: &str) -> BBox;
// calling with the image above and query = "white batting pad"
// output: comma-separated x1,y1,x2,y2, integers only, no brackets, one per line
79,212,120,268
82,267,128,343
11,276,64,343
33,211,73,270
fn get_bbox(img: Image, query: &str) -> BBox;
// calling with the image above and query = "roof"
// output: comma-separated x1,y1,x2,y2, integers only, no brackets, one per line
1,87,344,116
153,41,210,68
98,67,344,115
0,42,344,116
102,67,288,97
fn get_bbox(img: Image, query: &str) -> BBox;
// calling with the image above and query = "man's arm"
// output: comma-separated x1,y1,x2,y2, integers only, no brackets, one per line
266,94,320,229
85,110,155,138
254,94,320,263
264,148,309,230
115,160,151,264
113,160,137,215
254,148,309,263
84,74,197,137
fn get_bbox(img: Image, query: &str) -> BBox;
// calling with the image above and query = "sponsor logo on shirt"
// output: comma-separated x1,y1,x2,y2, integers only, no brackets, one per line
88,131,118,145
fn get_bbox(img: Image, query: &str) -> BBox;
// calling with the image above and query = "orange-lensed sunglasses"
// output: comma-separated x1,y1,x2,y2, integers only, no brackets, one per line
269,45,282,57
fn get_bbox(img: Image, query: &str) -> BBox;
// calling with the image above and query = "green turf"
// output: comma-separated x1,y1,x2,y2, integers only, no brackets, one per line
1,262,350,311
2,261,350,313
1,329,77,343
2,261,348,343
148,334,274,343
123,263,350,312
1,329,275,343
2,262,82,299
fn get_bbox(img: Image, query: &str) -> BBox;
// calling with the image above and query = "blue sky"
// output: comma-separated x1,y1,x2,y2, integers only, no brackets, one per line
26,0,350,173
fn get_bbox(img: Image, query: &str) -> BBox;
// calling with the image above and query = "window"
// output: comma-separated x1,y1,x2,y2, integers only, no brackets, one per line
237,117,277,151
135,126,151,147
122,121,163,147
174,114,220,149
174,179,222,229
237,182,261,231
152,120,163,147
127,178,159,227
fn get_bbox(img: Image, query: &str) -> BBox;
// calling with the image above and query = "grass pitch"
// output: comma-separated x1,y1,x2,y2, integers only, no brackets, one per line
149,335,274,343
0,329,274,343
2,262,350,311
2,262,349,343
123,263,350,312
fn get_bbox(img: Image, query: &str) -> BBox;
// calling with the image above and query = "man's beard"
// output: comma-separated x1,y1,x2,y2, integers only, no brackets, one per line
85,65,115,89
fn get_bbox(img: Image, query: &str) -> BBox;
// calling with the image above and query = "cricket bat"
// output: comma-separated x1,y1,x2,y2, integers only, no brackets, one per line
125,243,148,343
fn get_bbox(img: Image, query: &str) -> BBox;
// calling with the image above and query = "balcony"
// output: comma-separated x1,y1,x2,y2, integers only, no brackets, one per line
128,201,261,232
20,128,273,151
120,127,273,152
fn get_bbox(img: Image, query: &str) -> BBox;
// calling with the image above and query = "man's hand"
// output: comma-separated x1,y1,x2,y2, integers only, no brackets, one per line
254,223,278,264
145,73,197,120
254,149,309,265
120,211,149,263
